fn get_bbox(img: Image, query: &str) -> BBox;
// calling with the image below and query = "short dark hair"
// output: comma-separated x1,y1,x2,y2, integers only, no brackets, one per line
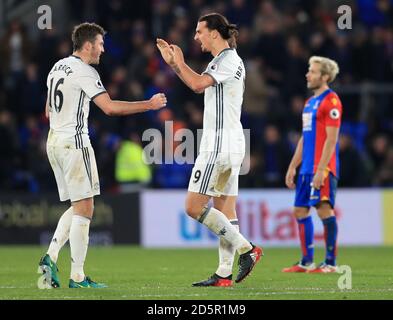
71,22,106,52
198,13,239,48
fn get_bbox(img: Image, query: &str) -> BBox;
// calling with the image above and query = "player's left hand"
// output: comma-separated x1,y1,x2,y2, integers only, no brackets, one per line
156,38,175,66
311,170,325,190
169,44,185,65
285,167,296,189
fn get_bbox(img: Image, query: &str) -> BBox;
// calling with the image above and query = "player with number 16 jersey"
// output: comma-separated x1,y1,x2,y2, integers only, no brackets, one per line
38,22,166,290
46,54,106,201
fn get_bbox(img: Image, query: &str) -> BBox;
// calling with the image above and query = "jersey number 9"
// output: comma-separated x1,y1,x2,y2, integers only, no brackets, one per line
193,170,201,183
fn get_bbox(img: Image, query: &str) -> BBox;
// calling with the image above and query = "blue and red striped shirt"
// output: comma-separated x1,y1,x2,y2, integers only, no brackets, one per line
300,89,343,178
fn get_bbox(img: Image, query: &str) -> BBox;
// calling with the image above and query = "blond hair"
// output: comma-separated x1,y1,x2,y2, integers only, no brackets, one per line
309,56,340,83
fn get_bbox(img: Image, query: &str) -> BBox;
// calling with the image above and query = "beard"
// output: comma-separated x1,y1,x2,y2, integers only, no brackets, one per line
90,55,100,65
198,41,210,53
90,47,101,64
307,79,323,91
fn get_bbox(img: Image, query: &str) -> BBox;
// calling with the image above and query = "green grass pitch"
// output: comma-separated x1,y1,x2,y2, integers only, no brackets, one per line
0,246,392,300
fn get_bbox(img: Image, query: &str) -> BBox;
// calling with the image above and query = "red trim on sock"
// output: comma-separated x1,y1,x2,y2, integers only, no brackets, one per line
334,222,338,258
299,223,307,257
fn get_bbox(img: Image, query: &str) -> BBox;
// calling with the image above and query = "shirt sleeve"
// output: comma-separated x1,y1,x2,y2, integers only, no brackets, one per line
202,55,235,84
76,69,106,100
321,94,342,127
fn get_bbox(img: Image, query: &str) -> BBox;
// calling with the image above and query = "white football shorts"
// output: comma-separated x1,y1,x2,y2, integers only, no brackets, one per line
47,145,100,202
188,152,244,197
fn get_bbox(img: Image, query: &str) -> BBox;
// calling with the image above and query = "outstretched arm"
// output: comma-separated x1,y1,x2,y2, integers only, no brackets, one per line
93,92,167,116
156,38,214,93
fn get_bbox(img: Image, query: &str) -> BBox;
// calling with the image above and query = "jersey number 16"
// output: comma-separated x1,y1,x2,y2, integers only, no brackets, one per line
49,77,64,113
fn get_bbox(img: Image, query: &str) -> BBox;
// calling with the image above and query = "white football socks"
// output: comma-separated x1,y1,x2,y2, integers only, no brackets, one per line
69,214,90,282
199,207,251,255
216,219,239,278
47,207,73,262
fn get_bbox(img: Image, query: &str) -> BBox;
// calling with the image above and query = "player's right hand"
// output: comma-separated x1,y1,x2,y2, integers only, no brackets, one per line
149,93,167,110
285,167,296,189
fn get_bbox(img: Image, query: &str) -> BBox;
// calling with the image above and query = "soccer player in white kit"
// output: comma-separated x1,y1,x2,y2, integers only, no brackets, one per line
37,23,167,289
157,13,263,286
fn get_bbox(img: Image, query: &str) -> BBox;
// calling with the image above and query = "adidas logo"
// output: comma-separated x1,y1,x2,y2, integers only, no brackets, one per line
218,227,227,236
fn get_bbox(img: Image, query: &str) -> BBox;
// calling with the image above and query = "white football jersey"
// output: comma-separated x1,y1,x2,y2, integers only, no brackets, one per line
46,55,106,149
200,48,246,154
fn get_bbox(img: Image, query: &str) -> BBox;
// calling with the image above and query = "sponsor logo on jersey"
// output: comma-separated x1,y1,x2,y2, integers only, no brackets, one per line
302,112,313,131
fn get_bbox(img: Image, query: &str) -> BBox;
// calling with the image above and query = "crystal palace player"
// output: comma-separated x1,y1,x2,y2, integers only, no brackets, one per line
283,56,342,273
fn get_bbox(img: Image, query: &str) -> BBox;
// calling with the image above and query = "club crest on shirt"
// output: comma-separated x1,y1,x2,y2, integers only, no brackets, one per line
329,108,340,119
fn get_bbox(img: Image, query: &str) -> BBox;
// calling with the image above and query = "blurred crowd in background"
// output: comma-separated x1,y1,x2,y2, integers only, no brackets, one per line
0,0,393,194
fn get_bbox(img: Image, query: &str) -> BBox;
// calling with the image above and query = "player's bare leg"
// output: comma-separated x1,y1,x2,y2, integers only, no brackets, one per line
316,201,335,220
68,197,107,288
282,207,316,273
307,201,338,273
186,192,262,285
293,207,310,220
214,195,237,223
